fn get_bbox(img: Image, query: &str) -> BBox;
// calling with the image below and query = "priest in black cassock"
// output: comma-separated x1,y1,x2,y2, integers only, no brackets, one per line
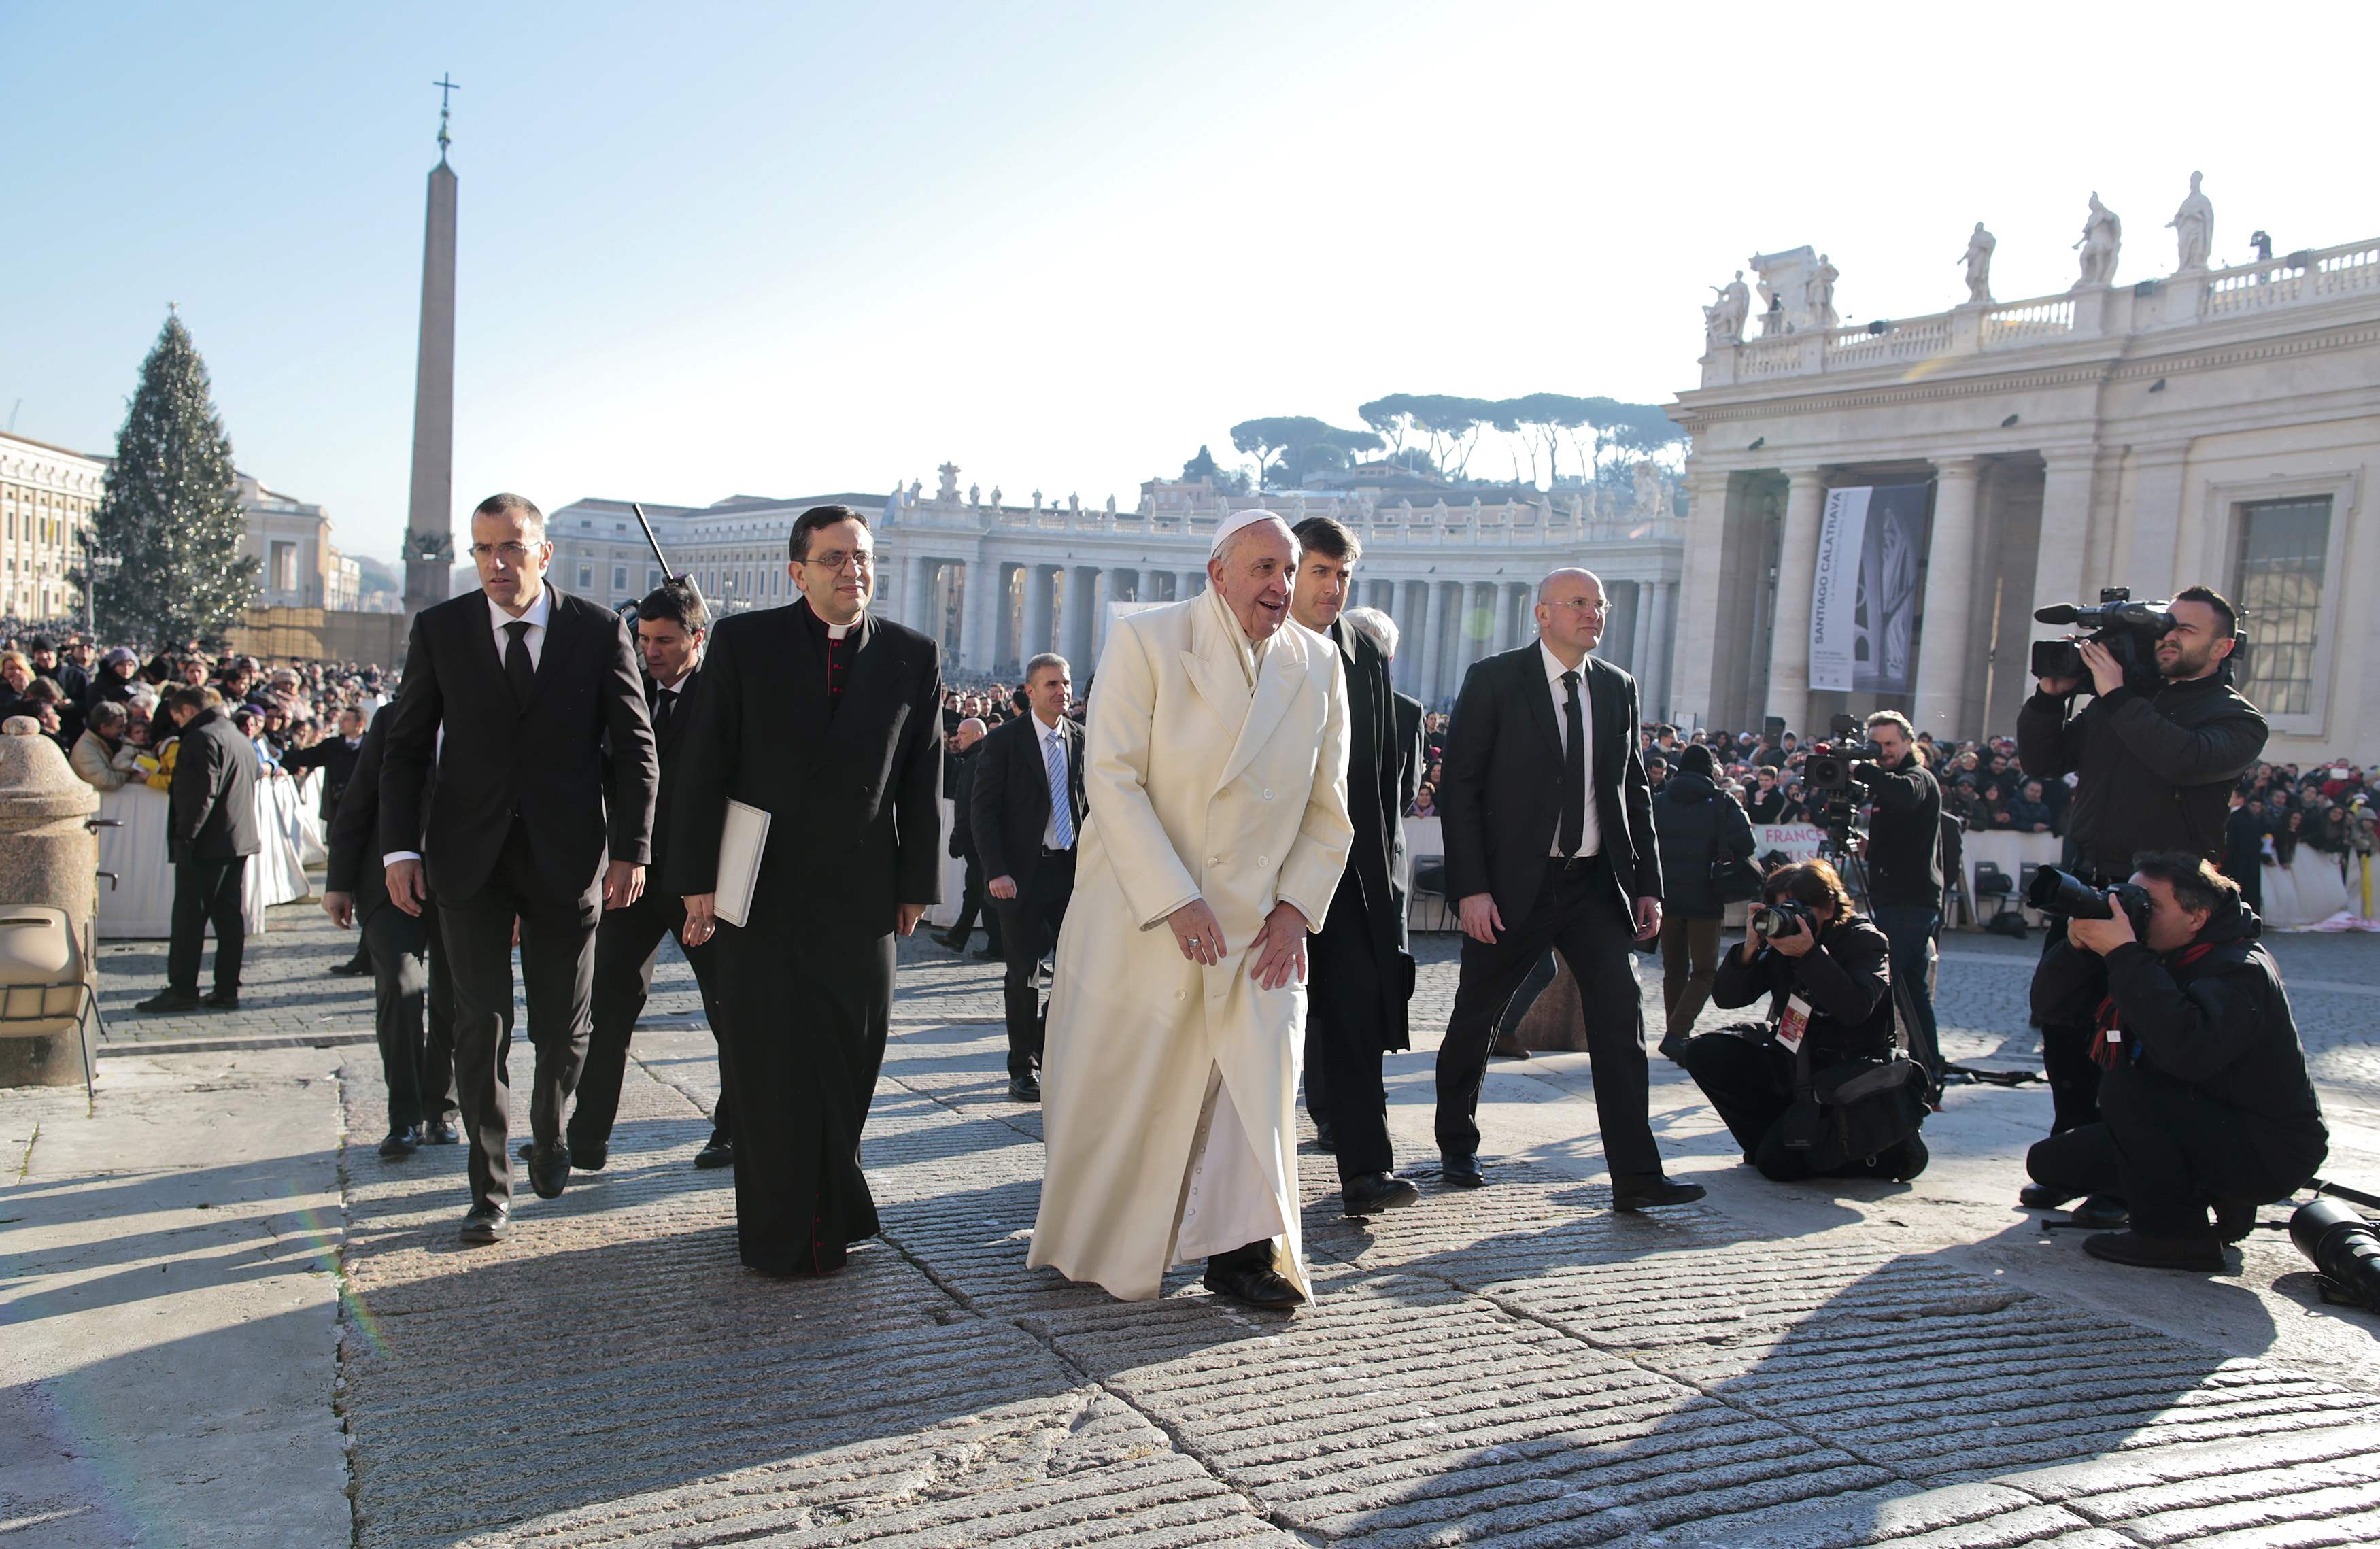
670,504,943,1276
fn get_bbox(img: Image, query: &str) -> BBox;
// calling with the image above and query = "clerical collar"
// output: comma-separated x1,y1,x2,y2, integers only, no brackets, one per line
798,597,861,640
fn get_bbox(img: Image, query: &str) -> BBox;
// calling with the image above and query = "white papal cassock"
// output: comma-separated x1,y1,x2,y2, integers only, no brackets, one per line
1029,586,1353,1301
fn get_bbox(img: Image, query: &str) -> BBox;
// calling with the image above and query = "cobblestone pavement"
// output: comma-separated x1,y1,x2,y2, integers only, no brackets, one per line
21,898,2380,1545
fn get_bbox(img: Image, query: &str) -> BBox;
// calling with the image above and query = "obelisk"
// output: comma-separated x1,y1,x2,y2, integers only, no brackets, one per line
402,76,460,619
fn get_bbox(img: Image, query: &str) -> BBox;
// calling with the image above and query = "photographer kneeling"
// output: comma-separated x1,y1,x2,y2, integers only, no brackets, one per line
1679,859,1928,1182
2025,853,2326,1272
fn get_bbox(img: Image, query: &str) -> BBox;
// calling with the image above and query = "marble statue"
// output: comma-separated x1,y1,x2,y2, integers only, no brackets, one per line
990,485,1002,508
2168,171,2213,272
1031,488,1043,512
1703,269,1751,348
1105,493,1117,517
938,462,961,502
1633,461,1663,518
1805,254,1840,330
2073,193,2122,287
968,481,981,506
1067,492,1079,515
1960,222,1996,303
907,478,923,503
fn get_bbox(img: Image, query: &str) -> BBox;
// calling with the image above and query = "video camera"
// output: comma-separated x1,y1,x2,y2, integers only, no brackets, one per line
1801,713,1872,852
2025,866,2153,939
1750,899,1815,940
2030,588,2174,685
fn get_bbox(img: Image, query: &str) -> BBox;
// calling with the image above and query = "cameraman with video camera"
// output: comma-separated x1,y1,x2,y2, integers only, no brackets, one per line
1678,859,1929,1183
2016,585,2267,1225
1846,711,1944,1093
2024,853,2325,1270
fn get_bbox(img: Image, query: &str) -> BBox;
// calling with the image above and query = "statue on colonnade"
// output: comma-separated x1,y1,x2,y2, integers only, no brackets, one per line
1703,269,1751,349
1805,254,1840,330
938,462,960,502
1960,222,1996,303
2073,192,2122,287
2168,171,2213,272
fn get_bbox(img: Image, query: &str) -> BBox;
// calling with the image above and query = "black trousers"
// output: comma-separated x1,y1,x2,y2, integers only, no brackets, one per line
568,887,728,1155
1872,904,1943,1083
364,902,432,1129
166,855,247,995
1678,1030,1926,1182
2034,915,2107,1135
995,849,1072,1080
2027,1075,2320,1237
1435,855,1657,1176
947,852,1004,952
1306,893,1395,1182
435,822,600,1213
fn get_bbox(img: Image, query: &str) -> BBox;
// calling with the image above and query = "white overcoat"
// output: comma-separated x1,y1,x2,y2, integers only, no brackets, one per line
1029,592,1353,1301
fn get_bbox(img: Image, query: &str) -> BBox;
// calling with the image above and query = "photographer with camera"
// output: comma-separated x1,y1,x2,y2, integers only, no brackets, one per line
1678,859,1929,1182
1847,711,1945,1092
2024,853,2326,1271
2016,585,2267,1223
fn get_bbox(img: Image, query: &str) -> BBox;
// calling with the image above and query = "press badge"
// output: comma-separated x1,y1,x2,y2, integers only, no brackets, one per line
1777,995,1812,1051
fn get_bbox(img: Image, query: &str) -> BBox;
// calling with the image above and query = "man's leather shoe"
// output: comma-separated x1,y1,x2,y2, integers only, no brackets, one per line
377,1126,421,1158
1342,1172,1422,1215
694,1138,734,1169
1312,1119,1336,1153
135,991,201,1014
1008,1074,1042,1102
1203,1258,1304,1310
201,989,239,1010
423,1119,460,1145
2069,1195,2130,1230
1440,1153,1484,1189
1613,1174,1707,1211
2018,1183,2075,1210
2083,1229,2225,1272
528,1140,571,1199
329,957,371,977
568,1140,607,1172
459,1205,510,1244
933,931,966,952
972,947,1001,961
1489,1038,1531,1060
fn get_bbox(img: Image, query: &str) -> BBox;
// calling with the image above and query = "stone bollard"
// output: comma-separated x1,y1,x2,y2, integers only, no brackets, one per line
0,731,100,1086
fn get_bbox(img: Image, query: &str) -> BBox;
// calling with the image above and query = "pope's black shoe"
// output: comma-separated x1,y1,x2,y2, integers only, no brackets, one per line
459,1204,510,1244
2083,1229,2225,1272
1203,1258,1304,1310
376,1125,421,1159
1612,1172,1707,1211
693,1136,734,1170
527,1140,571,1199
1440,1153,1484,1189
1342,1172,1421,1216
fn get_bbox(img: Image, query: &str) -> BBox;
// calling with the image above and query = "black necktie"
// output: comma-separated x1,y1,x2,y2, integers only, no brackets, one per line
503,621,534,707
652,686,676,732
1559,669,1586,857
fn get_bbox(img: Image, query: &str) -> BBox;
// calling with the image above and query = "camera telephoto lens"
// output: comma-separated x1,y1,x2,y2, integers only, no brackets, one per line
2290,1199,2380,1311
1750,902,1805,938
2025,866,2114,919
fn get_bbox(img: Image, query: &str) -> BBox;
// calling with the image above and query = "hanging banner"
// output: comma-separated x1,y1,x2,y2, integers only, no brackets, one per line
1808,482,1933,694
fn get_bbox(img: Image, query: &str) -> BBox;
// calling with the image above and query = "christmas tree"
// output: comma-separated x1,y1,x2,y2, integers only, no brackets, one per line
82,311,256,645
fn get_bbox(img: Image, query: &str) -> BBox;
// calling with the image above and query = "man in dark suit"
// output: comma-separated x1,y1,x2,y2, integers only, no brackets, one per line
934,718,1003,959
673,503,942,1276
1433,568,1703,1209
322,704,467,1157
379,492,658,1244
290,704,375,978
135,685,262,1014
561,579,736,1172
1289,521,1421,1215
970,652,1085,1102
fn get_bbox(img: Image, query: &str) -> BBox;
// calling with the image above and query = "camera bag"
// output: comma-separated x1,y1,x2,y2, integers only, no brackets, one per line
1778,1040,1928,1169
1710,851,1764,904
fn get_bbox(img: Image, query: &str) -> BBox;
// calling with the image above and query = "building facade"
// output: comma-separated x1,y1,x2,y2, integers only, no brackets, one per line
549,470,1688,713
1668,200,2380,762
237,473,362,612
0,432,103,622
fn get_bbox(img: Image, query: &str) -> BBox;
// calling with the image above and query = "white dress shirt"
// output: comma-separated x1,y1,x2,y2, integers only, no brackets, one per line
1038,713,1072,850
1540,643,1601,859
383,587,554,868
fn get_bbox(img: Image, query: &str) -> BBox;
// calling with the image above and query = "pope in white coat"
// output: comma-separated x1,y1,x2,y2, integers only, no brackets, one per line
1030,512,1353,1308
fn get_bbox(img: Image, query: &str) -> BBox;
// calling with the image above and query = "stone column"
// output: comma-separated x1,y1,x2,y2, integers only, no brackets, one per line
1023,564,1055,664
1648,581,1676,718
1629,580,1654,673
1419,581,1450,704
403,157,460,618
1766,467,1829,735
1911,456,1984,740
1058,565,1090,670
2030,452,2099,649
2115,441,2190,600
901,553,933,632
1089,568,1114,659
1669,464,1733,731
1180,568,1205,599
1491,580,1518,655
959,558,999,675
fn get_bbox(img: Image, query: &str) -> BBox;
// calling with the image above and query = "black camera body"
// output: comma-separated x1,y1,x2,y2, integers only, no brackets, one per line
2025,865,2154,939
2030,588,2175,685
1799,713,1871,851
1751,899,1816,940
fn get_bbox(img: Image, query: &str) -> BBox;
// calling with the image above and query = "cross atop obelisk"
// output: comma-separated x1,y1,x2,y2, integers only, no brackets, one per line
402,77,461,620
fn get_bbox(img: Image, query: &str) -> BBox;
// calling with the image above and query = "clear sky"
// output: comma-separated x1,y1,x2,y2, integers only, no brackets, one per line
7,1,2375,565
